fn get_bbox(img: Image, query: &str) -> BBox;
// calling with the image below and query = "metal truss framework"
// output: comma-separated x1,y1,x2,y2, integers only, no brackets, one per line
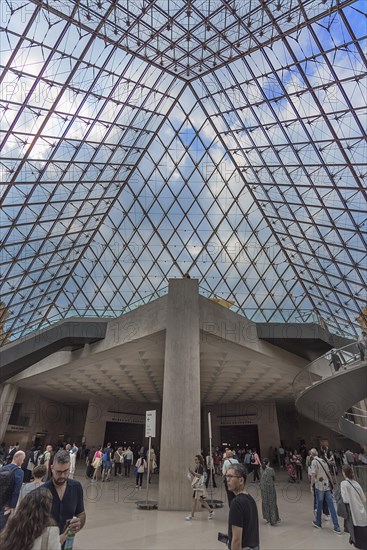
0,0,366,343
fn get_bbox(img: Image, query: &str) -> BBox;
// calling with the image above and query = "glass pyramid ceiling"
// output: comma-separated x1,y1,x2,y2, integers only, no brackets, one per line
0,0,366,344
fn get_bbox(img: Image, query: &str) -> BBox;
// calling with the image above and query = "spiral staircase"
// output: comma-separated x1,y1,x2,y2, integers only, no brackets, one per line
293,342,367,447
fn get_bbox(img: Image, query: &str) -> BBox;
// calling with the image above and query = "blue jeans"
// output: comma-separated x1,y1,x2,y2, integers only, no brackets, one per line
315,488,339,530
313,484,329,516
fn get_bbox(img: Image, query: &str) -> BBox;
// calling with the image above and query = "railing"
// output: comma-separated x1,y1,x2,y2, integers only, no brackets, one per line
343,409,367,428
4,286,169,344
2,283,359,345
197,287,356,338
292,340,363,397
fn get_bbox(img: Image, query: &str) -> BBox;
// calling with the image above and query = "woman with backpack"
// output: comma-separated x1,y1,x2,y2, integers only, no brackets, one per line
22,447,38,483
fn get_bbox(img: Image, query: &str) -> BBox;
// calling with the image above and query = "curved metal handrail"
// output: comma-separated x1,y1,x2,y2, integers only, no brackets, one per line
292,340,362,396
293,341,367,444
350,406,367,413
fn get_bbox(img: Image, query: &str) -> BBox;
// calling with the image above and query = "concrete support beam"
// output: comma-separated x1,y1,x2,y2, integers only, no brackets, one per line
159,279,201,510
83,399,106,448
0,383,18,442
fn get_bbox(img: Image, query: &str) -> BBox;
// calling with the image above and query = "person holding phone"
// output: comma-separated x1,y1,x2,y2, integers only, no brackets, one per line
43,450,86,546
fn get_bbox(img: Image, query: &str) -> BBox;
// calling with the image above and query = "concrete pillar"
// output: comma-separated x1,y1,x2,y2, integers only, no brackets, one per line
159,279,201,510
82,399,106,448
0,383,18,442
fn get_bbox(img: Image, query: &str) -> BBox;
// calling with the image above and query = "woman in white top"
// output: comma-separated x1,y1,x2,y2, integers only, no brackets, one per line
0,487,61,550
341,465,367,550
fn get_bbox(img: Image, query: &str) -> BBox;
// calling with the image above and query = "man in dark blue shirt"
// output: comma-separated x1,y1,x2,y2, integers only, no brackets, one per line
0,450,25,531
43,450,86,546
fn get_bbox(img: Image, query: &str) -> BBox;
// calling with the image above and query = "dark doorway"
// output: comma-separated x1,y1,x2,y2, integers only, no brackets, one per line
220,425,260,453
104,422,144,447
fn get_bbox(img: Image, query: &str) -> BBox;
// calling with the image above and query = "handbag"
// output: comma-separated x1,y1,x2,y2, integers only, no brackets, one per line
191,475,205,489
334,487,348,518
92,456,101,469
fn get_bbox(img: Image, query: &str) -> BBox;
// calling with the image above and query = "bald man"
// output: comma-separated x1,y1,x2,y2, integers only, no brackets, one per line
0,449,25,530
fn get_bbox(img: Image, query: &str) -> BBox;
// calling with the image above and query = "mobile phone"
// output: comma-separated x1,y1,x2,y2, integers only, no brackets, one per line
217,532,228,544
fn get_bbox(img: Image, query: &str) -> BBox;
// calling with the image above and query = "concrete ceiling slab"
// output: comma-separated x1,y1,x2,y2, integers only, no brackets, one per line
12,329,302,405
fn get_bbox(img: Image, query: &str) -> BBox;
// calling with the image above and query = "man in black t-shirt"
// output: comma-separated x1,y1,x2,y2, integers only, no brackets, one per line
226,463,259,550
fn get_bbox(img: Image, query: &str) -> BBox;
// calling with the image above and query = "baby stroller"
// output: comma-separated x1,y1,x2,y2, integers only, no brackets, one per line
287,463,297,483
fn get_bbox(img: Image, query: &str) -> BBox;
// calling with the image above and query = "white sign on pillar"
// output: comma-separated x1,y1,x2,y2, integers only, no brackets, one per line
145,410,156,438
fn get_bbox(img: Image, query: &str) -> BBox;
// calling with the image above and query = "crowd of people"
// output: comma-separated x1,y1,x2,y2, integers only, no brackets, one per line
0,440,158,549
184,444,366,549
0,448,85,549
84,444,157,487
0,441,159,488
0,440,366,549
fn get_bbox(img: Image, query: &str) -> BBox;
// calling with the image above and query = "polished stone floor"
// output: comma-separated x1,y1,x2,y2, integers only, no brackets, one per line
72,466,352,550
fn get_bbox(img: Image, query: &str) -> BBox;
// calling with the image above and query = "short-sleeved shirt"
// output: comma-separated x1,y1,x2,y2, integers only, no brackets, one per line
43,478,84,533
222,458,239,475
310,457,331,491
244,453,252,464
44,451,51,463
228,493,259,550
18,481,44,503
125,450,133,461
103,447,112,461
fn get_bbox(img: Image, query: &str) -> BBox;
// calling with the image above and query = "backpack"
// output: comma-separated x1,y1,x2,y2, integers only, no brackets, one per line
37,453,45,466
0,466,16,508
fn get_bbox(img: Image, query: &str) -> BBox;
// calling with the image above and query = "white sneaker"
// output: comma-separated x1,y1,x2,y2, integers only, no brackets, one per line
208,511,214,520
323,514,330,521
185,515,193,521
